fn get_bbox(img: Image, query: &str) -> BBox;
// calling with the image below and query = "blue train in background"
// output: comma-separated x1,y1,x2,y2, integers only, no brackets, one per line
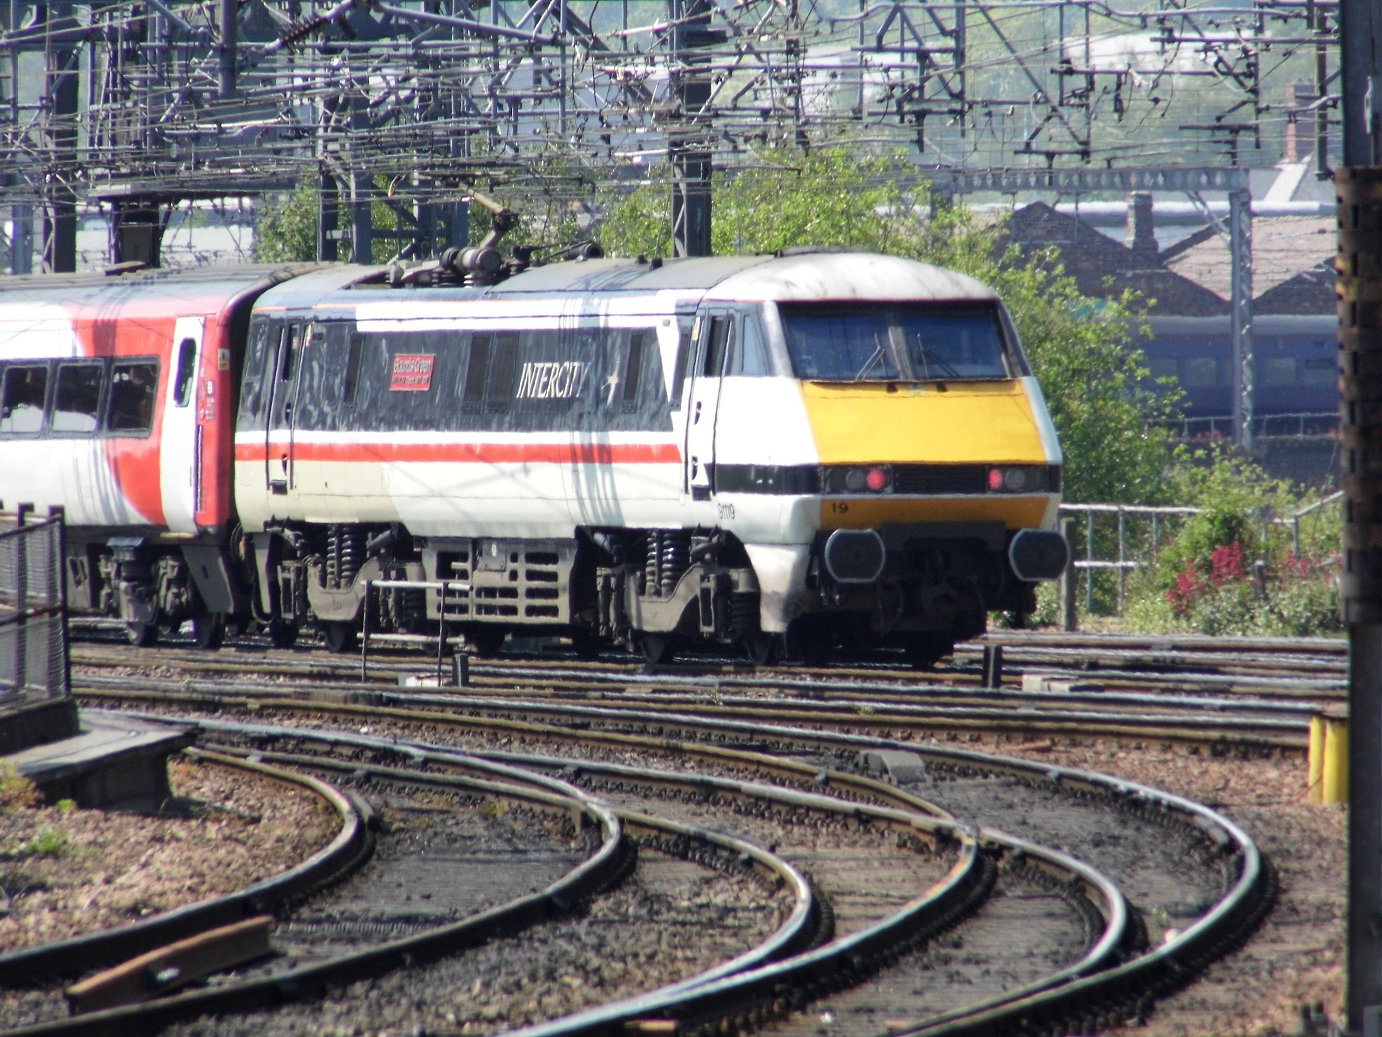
1144,315,1337,438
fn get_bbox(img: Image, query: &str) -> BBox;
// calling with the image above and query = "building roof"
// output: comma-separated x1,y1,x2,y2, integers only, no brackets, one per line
1255,259,1336,316
997,202,1228,317
999,201,1336,318
1162,215,1336,313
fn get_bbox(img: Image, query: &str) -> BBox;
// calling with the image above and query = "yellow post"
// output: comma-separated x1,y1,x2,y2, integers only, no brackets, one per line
1308,714,1327,806
1323,716,1349,806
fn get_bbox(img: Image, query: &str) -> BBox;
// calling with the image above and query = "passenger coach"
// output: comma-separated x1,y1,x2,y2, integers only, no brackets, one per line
0,265,311,648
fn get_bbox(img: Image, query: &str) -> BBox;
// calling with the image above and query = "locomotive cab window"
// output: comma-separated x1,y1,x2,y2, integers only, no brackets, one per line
702,315,733,377
779,302,1010,382
728,313,772,376
0,364,49,434
238,320,271,427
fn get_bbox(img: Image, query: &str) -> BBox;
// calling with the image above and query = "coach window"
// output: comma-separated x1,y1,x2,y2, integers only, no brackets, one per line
462,334,491,411
0,364,48,434
51,362,103,434
1301,356,1335,386
1147,357,1176,382
669,320,693,409
1262,356,1297,387
1182,357,1219,387
173,337,197,407
343,332,365,407
109,361,158,434
487,333,519,408
621,331,646,406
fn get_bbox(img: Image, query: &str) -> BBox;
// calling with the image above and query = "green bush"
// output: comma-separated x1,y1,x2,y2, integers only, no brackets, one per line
0,763,39,811
1118,446,1341,637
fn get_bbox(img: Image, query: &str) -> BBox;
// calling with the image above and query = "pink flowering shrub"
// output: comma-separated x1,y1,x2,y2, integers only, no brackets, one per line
1160,539,1340,635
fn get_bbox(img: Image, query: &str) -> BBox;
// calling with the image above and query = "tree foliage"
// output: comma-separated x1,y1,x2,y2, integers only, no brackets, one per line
253,171,591,267
599,145,1178,503
253,182,318,263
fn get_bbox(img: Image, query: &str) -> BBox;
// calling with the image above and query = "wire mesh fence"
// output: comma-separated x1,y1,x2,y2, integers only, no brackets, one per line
0,507,70,705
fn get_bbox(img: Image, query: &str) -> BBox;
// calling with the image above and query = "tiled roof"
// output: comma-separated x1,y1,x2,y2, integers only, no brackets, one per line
1163,215,1335,310
997,203,1336,318
1255,259,1336,315
997,202,1228,316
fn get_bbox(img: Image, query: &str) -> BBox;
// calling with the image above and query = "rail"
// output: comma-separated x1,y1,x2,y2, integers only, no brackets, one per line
359,577,471,682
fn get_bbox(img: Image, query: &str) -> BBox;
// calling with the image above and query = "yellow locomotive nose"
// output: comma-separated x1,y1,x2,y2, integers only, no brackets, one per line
800,379,1060,531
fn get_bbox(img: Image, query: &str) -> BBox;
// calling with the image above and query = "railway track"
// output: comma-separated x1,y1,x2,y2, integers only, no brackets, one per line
67,631,1333,755
5,624,1283,1036
71,618,1348,696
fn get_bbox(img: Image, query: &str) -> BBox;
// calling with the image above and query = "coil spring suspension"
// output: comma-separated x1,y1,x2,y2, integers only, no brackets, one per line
728,591,758,639
640,531,692,598
660,531,691,597
326,526,368,589
643,533,658,596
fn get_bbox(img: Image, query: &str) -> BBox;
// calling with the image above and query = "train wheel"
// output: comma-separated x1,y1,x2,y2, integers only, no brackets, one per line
782,620,827,666
190,614,225,651
464,627,505,657
125,620,158,648
268,619,299,649
321,621,358,654
639,633,675,667
741,631,780,667
905,633,953,670
570,630,602,660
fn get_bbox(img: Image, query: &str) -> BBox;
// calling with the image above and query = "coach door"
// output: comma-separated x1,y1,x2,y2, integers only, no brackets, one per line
161,317,204,533
263,321,305,495
683,309,733,500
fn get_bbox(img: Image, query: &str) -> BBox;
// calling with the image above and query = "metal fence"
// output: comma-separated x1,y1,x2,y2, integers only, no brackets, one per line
1059,492,1343,617
1173,412,1338,440
0,506,70,705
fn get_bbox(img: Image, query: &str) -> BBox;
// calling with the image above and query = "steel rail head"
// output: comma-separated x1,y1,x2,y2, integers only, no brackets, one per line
0,741,371,987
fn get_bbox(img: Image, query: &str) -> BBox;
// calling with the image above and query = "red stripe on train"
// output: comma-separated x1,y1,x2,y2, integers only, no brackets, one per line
233,440,682,465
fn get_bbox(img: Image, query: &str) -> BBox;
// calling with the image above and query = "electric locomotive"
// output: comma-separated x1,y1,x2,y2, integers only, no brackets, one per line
0,248,1068,665
232,248,1066,664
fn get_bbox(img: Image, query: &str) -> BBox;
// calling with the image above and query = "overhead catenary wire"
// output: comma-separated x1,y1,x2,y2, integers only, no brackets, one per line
0,0,1340,252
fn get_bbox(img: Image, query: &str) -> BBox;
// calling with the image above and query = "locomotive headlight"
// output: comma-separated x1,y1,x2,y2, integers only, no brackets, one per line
840,470,895,492
833,466,892,493
987,466,1057,493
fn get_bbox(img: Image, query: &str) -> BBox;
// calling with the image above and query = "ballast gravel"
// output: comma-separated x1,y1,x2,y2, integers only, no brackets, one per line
0,739,1346,1036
